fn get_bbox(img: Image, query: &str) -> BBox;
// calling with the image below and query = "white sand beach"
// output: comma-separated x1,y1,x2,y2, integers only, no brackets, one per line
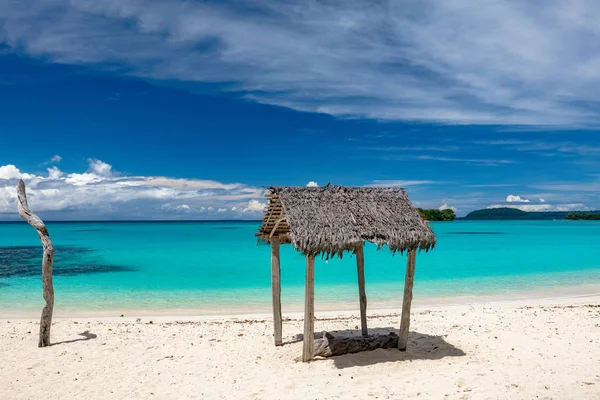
2,296,600,400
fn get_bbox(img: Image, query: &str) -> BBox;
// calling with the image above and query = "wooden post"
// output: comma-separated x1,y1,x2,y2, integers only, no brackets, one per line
399,248,416,351
16,179,55,348
271,237,282,346
356,245,368,336
302,254,315,362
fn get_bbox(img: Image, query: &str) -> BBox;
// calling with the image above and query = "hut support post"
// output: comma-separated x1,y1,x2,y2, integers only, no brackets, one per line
356,245,368,336
271,238,282,346
16,179,55,348
302,255,315,362
399,248,416,351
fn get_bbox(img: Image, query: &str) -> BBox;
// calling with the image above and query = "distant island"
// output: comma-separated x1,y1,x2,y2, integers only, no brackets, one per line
417,208,456,221
565,212,600,220
462,207,600,220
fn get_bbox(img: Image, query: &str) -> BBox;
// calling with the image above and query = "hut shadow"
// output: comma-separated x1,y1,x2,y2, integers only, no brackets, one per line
290,327,465,368
51,330,97,346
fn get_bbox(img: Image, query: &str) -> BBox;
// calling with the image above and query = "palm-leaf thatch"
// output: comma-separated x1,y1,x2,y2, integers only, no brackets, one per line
257,186,436,258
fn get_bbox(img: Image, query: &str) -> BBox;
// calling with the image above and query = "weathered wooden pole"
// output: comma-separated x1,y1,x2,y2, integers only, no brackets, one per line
271,237,282,346
16,179,54,347
302,254,315,362
356,245,368,336
398,248,416,351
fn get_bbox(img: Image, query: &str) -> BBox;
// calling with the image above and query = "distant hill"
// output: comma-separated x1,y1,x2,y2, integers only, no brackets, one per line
462,207,600,220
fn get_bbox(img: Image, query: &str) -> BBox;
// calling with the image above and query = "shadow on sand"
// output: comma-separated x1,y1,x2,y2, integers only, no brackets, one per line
288,327,465,368
51,330,97,346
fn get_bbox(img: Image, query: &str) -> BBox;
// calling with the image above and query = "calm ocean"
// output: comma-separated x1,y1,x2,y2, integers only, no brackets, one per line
1,221,600,315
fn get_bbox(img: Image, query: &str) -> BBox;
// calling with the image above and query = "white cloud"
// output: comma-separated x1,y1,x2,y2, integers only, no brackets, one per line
64,173,105,186
243,199,267,213
488,203,587,212
0,160,266,220
140,177,239,191
62,159,116,186
306,181,318,187
540,198,546,203
506,194,530,203
87,158,114,177
47,167,63,180
3,1,600,126
0,165,35,180
439,203,456,212
161,203,191,212
0,165,23,180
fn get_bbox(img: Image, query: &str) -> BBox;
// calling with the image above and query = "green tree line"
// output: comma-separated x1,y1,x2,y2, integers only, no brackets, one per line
417,208,456,221
565,212,600,220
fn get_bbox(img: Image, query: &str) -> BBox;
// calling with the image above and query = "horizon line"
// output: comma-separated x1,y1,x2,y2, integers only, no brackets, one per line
0,220,263,223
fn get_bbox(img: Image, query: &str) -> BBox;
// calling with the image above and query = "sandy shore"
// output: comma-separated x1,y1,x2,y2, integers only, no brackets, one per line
2,297,600,399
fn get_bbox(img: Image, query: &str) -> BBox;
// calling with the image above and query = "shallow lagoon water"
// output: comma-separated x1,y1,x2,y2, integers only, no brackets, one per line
1,220,600,314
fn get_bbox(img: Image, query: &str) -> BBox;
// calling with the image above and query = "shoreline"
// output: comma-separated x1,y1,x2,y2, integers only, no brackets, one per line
3,289,600,320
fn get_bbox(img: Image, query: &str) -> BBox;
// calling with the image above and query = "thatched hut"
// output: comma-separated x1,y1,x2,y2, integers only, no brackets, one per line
256,185,436,361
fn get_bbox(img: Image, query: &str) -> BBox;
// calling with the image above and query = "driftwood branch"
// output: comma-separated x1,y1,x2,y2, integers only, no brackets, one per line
314,332,400,357
17,179,54,347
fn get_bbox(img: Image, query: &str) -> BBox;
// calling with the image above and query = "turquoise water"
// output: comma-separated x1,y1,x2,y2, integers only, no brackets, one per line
1,221,600,314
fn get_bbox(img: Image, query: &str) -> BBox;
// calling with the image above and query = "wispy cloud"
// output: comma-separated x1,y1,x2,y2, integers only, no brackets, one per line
416,155,516,166
39,154,62,166
474,140,530,146
0,159,266,220
466,184,519,188
475,140,600,157
365,180,439,188
2,1,600,126
361,146,460,152
529,181,600,192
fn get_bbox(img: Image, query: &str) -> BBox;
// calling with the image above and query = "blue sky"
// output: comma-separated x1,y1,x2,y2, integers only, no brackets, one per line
1,0,600,219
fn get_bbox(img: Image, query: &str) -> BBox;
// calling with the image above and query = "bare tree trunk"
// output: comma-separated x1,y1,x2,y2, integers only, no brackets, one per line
17,179,54,347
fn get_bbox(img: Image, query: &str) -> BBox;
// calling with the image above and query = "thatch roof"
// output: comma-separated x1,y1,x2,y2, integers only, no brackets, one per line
256,186,436,258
